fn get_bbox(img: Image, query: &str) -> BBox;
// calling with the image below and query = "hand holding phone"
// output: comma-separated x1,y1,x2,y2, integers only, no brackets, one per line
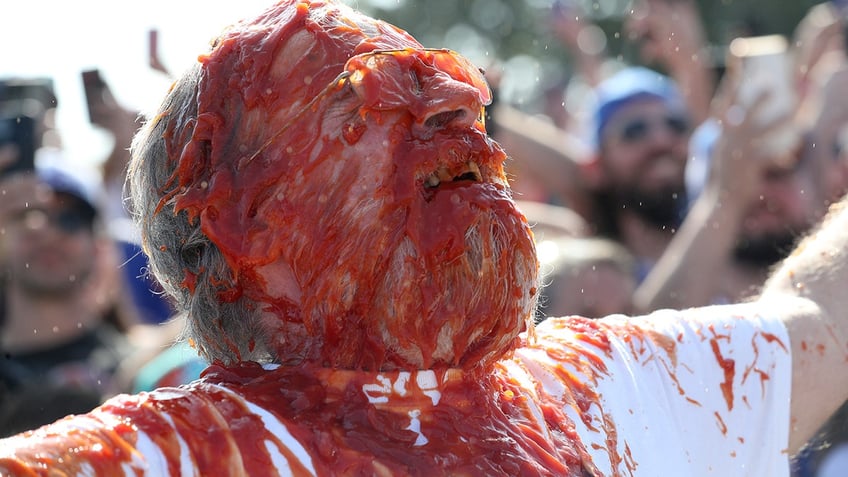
82,69,115,127
728,34,800,156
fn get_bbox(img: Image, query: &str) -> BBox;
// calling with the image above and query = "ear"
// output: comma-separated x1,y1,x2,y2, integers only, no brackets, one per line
579,153,606,190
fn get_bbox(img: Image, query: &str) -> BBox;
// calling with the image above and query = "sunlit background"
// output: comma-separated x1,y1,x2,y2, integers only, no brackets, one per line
3,1,279,170
2,0,823,172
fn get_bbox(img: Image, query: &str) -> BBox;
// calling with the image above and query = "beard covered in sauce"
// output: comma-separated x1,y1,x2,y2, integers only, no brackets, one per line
164,0,539,371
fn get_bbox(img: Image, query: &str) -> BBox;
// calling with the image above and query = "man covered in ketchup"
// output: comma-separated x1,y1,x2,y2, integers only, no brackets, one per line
1,1,847,475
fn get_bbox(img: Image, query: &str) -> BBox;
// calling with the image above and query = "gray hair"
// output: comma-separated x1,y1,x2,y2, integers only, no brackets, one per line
127,64,271,365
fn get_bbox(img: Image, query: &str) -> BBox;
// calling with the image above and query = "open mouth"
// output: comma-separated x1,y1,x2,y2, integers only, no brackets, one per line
424,161,483,190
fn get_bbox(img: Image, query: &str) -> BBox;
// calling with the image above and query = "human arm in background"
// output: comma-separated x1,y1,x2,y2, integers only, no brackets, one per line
85,74,141,201
548,0,607,89
516,199,588,239
633,65,792,312
791,2,846,109
625,0,716,126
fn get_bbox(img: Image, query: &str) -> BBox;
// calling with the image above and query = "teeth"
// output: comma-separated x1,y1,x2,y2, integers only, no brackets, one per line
424,161,483,189
436,166,453,182
467,161,481,181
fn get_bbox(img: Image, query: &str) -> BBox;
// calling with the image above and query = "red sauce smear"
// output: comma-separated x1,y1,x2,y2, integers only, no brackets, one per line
5,1,798,476
0,362,597,476
708,324,735,411
156,0,537,372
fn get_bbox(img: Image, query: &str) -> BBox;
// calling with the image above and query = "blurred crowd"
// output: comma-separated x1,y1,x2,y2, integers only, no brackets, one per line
0,0,846,474
492,1,848,474
0,46,202,438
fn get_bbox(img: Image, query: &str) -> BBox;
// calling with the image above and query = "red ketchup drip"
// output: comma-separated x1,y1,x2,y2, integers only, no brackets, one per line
532,318,620,471
707,325,735,411
0,356,598,475
0,2,594,476
759,331,787,351
198,362,590,475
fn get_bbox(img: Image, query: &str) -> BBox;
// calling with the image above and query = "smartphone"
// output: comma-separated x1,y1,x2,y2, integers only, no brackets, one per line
81,69,109,126
728,34,800,155
0,115,36,176
729,34,794,115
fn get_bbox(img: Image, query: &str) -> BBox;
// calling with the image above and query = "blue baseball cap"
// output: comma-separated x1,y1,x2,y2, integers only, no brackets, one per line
37,166,101,218
590,66,686,148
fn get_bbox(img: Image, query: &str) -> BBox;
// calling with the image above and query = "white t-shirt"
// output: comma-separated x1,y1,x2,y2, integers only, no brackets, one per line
522,303,792,476
0,303,792,476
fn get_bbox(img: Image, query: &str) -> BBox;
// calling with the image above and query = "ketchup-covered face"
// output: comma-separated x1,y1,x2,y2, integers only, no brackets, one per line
166,0,538,371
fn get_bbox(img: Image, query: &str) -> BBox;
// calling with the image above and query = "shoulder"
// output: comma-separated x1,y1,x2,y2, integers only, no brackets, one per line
529,304,789,356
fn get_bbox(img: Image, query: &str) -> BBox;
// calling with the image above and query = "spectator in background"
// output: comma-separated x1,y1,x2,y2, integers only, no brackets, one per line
513,0,716,286
0,75,161,435
0,165,138,437
634,120,824,311
494,0,716,238
536,236,636,320
634,8,848,312
490,67,694,283
579,66,692,280
1,2,848,474
623,0,716,126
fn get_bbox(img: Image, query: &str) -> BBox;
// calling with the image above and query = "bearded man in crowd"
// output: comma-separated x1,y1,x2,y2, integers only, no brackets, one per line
1,1,847,475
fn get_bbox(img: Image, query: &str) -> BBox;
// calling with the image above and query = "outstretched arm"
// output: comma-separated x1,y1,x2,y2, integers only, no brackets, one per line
758,194,848,452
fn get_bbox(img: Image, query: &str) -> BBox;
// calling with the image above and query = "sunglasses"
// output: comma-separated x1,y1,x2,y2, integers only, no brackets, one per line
14,207,94,235
610,114,690,144
247,48,491,164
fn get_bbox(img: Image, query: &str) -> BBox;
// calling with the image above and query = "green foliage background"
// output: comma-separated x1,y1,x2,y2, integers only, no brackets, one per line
348,0,827,112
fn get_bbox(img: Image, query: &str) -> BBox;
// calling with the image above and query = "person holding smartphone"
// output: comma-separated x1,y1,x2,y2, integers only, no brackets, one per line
1,2,848,475
0,165,139,437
